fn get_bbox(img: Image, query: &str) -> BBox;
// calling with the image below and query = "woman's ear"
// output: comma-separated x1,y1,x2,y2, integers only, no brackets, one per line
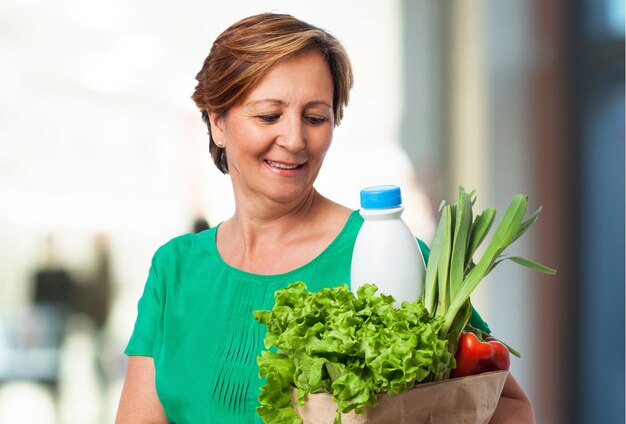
207,111,225,143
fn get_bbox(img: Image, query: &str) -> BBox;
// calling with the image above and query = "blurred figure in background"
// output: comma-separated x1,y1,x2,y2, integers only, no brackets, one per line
70,233,116,405
33,235,75,312
71,233,113,331
30,235,74,393
0,235,74,423
192,216,210,234
0,233,118,423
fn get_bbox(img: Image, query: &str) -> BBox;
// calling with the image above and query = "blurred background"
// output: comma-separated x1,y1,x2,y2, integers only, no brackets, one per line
0,0,623,422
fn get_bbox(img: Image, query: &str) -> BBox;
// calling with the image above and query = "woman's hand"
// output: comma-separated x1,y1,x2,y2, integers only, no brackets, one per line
115,356,169,424
490,373,535,423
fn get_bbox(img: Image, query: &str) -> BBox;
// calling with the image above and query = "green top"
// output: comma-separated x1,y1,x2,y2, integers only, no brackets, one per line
125,210,489,423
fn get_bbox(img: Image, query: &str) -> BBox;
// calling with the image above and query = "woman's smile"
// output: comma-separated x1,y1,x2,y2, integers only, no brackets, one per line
264,159,305,175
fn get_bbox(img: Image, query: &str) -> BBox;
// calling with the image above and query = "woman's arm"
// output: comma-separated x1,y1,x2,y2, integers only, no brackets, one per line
490,373,535,423
115,356,169,424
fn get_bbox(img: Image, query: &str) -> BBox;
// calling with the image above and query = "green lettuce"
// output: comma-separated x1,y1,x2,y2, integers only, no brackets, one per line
254,282,452,423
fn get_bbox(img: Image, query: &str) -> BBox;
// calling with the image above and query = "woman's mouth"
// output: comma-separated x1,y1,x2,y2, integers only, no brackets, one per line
265,159,303,170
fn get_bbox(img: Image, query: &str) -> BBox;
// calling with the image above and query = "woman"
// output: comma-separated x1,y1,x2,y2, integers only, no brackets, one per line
115,13,534,423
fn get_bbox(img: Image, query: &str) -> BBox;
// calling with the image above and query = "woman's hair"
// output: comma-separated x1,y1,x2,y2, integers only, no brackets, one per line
191,13,354,174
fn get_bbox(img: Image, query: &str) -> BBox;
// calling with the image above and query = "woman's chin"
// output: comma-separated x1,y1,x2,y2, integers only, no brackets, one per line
264,185,315,205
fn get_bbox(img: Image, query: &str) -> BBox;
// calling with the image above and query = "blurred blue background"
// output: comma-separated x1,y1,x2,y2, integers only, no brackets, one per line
0,0,623,423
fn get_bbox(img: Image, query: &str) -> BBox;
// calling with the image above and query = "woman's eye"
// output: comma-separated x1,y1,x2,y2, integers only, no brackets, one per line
305,115,326,125
257,114,280,123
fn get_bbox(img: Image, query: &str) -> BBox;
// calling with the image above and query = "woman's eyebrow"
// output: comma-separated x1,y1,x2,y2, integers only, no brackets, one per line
245,99,285,108
304,100,333,109
244,99,332,109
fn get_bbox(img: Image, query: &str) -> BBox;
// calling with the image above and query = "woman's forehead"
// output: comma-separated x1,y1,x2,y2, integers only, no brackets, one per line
241,52,333,106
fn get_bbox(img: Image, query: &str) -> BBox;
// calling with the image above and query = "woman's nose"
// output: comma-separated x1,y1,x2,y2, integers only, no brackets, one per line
275,115,305,152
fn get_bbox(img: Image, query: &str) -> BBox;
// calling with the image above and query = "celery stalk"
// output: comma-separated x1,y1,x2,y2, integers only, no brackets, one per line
465,208,496,270
441,194,528,336
449,188,472,301
436,206,453,316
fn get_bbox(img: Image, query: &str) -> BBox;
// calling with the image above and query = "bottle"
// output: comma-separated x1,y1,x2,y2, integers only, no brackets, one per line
350,185,425,307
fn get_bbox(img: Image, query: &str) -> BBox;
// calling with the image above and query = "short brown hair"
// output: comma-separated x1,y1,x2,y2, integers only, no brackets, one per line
191,13,354,174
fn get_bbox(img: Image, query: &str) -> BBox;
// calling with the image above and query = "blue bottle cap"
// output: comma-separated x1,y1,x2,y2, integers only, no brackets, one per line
360,185,402,209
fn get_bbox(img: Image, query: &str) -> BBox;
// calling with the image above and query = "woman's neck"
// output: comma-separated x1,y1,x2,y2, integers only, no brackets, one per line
216,189,351,274
231,187,320,234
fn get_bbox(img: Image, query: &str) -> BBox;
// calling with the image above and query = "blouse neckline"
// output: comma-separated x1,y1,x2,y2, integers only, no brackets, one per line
207,210,361,280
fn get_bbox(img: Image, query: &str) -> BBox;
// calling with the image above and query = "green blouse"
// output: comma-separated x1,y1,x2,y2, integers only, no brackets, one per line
125,210,488,423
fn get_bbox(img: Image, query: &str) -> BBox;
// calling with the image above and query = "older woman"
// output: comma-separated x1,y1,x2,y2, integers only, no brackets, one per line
115,13,534,423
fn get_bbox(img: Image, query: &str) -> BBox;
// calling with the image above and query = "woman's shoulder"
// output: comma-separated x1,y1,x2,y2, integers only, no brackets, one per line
152,228,217,264
315,197,360,230
310,202,360,242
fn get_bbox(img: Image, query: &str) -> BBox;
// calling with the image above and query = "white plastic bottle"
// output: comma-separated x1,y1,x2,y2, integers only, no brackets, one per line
350,185,425,307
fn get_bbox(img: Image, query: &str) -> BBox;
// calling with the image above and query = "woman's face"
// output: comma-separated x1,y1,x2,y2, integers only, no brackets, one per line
209,50,335,207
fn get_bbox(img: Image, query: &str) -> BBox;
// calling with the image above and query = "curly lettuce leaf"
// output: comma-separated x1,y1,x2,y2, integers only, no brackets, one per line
255,282,452,423
257,350,300,423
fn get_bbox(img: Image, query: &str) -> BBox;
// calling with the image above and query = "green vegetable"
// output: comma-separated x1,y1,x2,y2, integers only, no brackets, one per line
424,187,557,378
254,282,453,423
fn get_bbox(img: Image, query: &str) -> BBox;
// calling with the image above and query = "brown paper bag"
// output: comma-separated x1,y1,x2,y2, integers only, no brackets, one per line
294,370,508,424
